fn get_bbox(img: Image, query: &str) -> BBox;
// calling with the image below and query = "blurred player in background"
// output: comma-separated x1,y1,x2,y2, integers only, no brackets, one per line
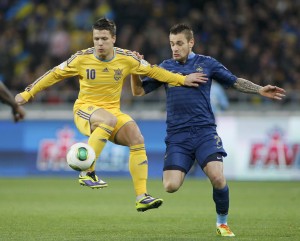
210,80,229,114
131,23,286,233
0,80,25,122
15,18,206,212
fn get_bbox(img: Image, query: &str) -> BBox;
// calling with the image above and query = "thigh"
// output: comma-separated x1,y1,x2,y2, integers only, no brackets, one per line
106,111,134,144
163,169,185,188
74,104,108,136
74,104,117,136
114,121,143,146
203,160,224,178
203,160,226,188
164,150,195,174
164,132,195,174
194,128,227,168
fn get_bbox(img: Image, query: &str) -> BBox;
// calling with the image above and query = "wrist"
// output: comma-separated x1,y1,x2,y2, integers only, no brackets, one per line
20,91,32,101
179,75,185,85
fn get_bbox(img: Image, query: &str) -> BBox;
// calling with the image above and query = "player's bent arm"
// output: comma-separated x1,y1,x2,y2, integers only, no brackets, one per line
131,74,145,96
233,78,286,100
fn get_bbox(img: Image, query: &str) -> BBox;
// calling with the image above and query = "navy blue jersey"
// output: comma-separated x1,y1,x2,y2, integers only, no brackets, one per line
142,53,237,133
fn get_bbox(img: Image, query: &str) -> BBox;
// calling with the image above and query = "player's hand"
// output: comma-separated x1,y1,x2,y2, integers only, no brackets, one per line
132,51,144,60
15,93,28,105
12,105,25,122
259,85,286,100
184,73,208,87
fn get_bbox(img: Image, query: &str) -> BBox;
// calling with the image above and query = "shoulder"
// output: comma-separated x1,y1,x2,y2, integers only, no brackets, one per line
67,48,94,64
194,54,218,63
160,58,175,68
74,47,94,56
193,54,223,69
115,47,140,61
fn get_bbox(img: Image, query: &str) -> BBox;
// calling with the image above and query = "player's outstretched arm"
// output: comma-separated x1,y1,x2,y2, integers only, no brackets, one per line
15,93,29,105
131,50,208,88
233,78,286,100
258,85,286,100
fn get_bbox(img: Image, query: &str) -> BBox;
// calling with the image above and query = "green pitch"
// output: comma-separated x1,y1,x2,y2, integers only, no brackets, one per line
0,178,298,241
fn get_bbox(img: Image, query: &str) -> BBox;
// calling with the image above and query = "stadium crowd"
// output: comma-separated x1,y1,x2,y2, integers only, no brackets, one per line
0,0,299,106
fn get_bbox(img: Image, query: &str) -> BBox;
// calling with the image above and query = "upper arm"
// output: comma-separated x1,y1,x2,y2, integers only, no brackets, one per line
142,76,163,94
210,58,237,87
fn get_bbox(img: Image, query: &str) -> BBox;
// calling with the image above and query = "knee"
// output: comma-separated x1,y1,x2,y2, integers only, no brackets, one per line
163,180,180,193
210,174,226,189
131,134,144,145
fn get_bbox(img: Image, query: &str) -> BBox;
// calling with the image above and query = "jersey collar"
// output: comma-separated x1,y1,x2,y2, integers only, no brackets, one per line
175,52,196,64
93,48,115,62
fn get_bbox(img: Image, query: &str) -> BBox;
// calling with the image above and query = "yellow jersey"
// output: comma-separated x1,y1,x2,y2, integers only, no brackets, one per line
21,47,185,110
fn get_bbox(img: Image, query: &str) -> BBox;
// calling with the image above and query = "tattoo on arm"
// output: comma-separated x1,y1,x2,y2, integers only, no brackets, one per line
233,78,262,94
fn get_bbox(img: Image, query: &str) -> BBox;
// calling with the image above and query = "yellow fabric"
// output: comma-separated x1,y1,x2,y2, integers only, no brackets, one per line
87,123,114,171
74,104,133,142
22,47,185,107
20,91,32,101
129,144,148,196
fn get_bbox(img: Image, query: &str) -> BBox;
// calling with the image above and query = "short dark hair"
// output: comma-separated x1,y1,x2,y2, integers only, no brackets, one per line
93,18,116,36
169,23,194,41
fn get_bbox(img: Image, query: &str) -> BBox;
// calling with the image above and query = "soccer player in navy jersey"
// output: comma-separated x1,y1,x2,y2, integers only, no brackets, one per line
0,80,25,122
131,23,286,235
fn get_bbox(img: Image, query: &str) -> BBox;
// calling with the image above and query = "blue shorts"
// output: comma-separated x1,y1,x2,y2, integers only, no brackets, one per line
164,126,227,173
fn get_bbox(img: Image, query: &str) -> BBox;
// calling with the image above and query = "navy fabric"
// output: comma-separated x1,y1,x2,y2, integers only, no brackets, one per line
163,126,227,172
142,53,237,133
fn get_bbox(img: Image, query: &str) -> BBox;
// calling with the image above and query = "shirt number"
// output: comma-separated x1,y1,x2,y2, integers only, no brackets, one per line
86,69,96,79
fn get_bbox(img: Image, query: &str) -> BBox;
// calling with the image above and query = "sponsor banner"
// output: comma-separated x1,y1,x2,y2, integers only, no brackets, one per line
217,115,300,180
0,120,202,178
1,115,299,180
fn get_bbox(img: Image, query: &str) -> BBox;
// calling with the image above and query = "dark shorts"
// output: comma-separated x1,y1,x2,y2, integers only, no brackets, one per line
163,126,227,173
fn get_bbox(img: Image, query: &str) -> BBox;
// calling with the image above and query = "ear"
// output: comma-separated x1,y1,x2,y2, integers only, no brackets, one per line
112,35,116,44
189,38,195,49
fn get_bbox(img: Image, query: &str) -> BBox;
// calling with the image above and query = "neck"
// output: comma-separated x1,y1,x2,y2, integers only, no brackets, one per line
95,48,115,61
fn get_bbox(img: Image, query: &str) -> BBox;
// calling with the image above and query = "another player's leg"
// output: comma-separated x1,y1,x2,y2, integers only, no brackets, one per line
75,107,116,189
203,156,235,237
114,120,163,212
163,169,185,193
162,140,192,193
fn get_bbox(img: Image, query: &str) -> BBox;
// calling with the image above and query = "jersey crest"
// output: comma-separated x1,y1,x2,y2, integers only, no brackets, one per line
194,64,204,73
114,68,123,81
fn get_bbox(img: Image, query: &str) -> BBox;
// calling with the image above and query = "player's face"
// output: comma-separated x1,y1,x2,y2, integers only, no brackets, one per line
169,33,194,63
93,29,116,60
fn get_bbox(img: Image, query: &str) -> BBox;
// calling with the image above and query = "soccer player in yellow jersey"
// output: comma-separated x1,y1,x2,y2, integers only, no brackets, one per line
15,18,207,212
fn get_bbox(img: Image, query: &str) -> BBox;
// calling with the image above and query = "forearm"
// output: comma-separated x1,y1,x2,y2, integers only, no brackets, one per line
0,82,18,109
22,70,65,101
232,78,262,94
148,65,185,86
131,75,145,96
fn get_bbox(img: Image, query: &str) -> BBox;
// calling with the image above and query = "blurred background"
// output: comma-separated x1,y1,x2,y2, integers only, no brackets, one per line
0,0,299,180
